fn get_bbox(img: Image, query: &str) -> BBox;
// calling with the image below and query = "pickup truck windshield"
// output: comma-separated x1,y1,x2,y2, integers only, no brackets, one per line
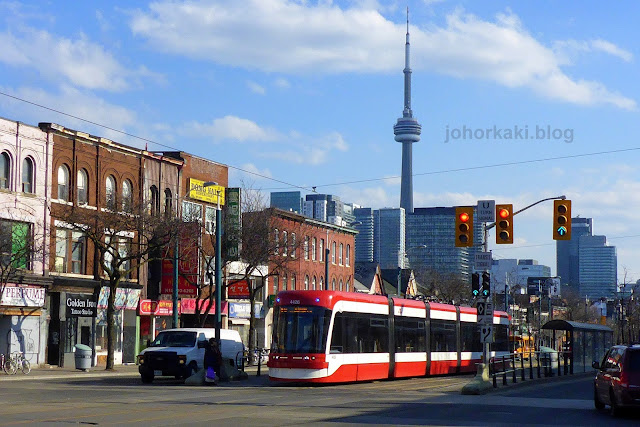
150,331,197,347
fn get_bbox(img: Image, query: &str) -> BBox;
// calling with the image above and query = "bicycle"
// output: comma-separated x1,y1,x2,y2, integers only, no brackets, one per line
1,353,17,375
11,352,30,374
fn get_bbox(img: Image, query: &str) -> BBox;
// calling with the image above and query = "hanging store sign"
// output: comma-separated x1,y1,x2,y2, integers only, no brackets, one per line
1,285,46,307
138,299,174,316
224,187,241,261
65,293,97,317
97,287,140,310
227,280,250,298
188,178,225,205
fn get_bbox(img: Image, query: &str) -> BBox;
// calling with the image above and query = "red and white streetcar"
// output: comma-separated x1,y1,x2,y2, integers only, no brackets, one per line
268,290,510,383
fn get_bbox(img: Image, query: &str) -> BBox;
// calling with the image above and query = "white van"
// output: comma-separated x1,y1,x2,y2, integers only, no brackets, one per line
137,328,244,383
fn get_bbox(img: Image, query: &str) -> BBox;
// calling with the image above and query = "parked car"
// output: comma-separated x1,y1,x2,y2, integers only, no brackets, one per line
137,328,244,384
593,344,640,416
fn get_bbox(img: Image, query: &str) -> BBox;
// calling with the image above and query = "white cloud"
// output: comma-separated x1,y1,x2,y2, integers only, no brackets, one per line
247,80,266,95
274,78,291,89
554,39,633,64
181,115,281,142
130,1,635,109
0,26,159,91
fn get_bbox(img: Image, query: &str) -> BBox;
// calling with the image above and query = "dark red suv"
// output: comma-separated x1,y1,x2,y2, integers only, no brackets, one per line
593,344,640,416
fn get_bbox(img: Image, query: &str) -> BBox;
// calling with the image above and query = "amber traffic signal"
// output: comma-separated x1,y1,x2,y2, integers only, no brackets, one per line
495,204,514,244
455,207,474,248
553,200,572,240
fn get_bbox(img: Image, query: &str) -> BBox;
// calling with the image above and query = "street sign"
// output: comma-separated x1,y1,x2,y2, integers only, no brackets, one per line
480,325,494,343
477,300,494,325
474,252,492,271
477,200,495,223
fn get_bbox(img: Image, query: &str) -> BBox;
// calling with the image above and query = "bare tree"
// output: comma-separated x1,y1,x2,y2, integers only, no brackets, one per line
413,267,469,305
54,199,182,370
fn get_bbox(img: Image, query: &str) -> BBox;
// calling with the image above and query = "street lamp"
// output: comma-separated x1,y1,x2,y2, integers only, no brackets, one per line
172,181,218,329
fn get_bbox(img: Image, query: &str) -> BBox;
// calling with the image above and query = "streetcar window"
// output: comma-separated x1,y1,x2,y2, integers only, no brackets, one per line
329,312,388,353
460,322,482,352
395,318,427,353
430,319,457,352
272,306,331,354
492,324,509,352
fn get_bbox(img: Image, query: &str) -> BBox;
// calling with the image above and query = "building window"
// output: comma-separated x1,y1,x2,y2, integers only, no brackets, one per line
291,275,296,290
104,235,132,278
339,279,343,291
346,244,351,267
320,277,324,290
274,229,279,254
149,185,159,215
339,243,343,265
331,242,336,264
312,238,317,261
0,220,31,270
273,276,279,294
0,152,10,189
346,279,350,292
21,157,34,193
122,179,133,212
319,239,324,262
304,275,309,290
290,233,296,258
282,231,288,256
164,188,173,216
106,175,116,210
332,278,336,290
304,236,309,260
282,275,287,291
57,165,69,201
205,206,216,234
77,169,88,205
55,228,85,274
182,200,202,223
312,276,317,290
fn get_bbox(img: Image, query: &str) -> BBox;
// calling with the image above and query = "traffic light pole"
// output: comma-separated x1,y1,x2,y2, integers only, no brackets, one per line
485,195,566,231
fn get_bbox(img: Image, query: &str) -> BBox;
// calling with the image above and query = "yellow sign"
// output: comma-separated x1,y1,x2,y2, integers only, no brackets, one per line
188,179,225,205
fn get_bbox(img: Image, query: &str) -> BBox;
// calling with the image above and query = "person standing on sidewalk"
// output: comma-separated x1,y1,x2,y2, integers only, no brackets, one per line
204,338,222,385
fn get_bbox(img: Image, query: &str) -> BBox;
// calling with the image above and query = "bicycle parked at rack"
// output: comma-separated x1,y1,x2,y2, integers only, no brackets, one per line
10,352,30,374
1,353,17,375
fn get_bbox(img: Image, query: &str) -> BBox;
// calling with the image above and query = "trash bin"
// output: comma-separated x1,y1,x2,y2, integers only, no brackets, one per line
74,344,92,371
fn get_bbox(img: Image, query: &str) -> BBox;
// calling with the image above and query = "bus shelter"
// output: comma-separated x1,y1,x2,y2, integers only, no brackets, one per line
542,320,613,374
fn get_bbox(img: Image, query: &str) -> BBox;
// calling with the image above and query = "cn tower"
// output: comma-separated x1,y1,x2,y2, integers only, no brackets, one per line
393,8,421,214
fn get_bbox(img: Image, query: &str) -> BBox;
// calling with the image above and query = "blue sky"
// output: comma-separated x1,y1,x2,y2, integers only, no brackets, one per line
1,0,639,282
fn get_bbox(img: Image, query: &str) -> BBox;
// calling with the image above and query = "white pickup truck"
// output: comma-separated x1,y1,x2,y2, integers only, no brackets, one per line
137,328,244,383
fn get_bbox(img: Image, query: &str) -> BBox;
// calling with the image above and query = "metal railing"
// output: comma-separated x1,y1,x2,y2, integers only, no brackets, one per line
489,350,571,388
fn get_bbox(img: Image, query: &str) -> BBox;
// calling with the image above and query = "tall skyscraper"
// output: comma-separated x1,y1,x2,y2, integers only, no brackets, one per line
270,191,303,214
393,9,421,214
578,235,617,299
556,217,592,290
374,208,406,269
354,207,375,263
304,194,346,225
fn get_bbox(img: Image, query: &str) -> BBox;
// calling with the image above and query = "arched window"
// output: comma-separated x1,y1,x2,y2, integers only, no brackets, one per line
57,165,69,201
346,245,351,267
339,243,343,265
291,275,296,290
331,242,336,264
282,231,288,256
339,279,343,291
77,169,88,205
105,175,116,209
282,275,287,291
21,157,34,193
164,188,173,216
346,279,350,292
0,152,10,189
149,185,159,216
304,275,309,290
312,276,317,290
319,277,324,290
312,237,317,261
332,279,336,290
122,179,133,212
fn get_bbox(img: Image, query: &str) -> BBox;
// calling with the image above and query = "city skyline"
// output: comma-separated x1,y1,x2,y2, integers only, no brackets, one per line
1,1,639,281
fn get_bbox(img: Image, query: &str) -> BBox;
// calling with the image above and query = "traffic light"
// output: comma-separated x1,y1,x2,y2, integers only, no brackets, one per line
455,207,474,248
495,204,513,244
553,200,572,240
472,272,480,297
482,272,491,297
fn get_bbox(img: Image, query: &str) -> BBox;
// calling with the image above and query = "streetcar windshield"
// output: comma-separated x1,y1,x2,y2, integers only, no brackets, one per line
272,305,331,354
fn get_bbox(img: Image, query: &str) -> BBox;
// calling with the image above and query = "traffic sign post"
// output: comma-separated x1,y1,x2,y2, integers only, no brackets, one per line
477,300,494,325
474,252,492,271
477,200,495,223
480,325,494,343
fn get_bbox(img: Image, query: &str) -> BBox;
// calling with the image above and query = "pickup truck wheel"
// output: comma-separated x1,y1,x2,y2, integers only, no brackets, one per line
183,362,197,379
141,373,154,384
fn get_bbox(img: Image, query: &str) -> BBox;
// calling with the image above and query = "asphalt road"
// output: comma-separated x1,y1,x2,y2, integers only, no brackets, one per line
0,372,638,426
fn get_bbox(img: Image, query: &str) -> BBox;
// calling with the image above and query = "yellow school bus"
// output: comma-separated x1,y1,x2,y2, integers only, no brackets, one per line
510,335,535,359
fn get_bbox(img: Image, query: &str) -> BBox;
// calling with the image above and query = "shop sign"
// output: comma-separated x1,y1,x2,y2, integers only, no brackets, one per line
139,299,175,316
97,287,141,310
229,302,263,319
1,284,45,307
180,299,228,315
224,187,241,261
227,280,250,298
188,178,225,205
66,293,97,317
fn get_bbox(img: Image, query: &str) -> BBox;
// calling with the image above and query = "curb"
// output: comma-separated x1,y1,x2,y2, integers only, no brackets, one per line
485,371,593,393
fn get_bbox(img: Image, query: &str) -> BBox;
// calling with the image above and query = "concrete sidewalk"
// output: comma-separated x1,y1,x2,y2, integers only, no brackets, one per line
0,363,267,382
